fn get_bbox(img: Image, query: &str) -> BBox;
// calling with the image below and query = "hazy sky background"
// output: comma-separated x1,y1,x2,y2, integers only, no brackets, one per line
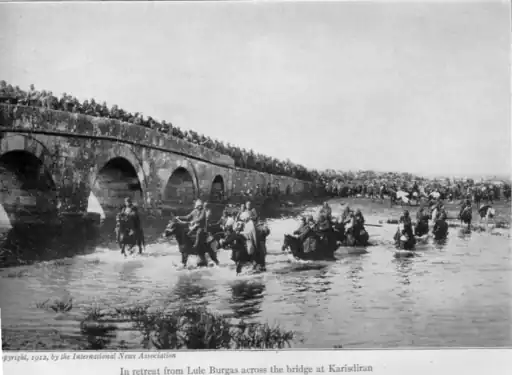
0,1,510,178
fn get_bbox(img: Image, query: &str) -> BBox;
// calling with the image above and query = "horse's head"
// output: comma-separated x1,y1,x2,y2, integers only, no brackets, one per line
163,218,181,238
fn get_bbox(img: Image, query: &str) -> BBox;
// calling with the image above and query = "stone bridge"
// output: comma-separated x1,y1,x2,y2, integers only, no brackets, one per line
0,104,310,224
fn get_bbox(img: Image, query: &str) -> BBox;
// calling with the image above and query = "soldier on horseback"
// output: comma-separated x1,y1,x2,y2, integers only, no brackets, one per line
245,201,259,222
354,209,365,227
458,198,473,230
340,205,354,225
177,199,207,252
342,208,368,246
459,199,472,218
399,210,414,238
116,197,144,255
316,202,336,254
414,205,430,237
319,202,332,221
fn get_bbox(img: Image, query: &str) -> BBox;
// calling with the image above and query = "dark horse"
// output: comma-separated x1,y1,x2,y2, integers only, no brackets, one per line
459,206,472,231
393,226,416,250
432,219,449,241
221,224,270,275
332,220,369,247
281,233,335,261
414,219,429,237
342,224,369,247
163,218,220,267
116,214,144,256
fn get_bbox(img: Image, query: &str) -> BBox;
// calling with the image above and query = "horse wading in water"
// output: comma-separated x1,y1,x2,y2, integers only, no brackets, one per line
459,199,473,231
478,204,496,230
116,197,145,257
281,215,325,260
432,217,449,241
394,210,416,250
414,206,430,237
342,209,369,247
163,200,220,267
220,209,270,275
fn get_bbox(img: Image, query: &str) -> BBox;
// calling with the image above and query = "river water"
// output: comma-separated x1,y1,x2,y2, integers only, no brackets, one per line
1,198,510,349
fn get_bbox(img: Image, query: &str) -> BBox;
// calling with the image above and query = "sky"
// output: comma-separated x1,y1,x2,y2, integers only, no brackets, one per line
0,1,510,178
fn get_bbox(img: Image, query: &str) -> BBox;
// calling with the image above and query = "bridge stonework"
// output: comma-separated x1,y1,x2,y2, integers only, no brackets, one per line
0,104,311,219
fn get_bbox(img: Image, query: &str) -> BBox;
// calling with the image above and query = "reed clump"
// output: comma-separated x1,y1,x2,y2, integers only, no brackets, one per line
86,304,301,350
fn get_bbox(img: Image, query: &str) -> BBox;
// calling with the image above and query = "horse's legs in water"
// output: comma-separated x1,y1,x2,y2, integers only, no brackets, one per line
206,245,220,265
181,252,188,267
137,236,143,254
236,261,243,275
197,250,208,267
252,249,266,271
257,251,266,271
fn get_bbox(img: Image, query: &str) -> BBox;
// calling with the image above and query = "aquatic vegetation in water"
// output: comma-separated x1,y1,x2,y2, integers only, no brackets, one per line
83,305,107,321
34,297,73,313
231,321,298,349
80,318,118,350
1,330,70,351
35,299,50,309
85,305,300,350
5,269,29,278
49,298,73,313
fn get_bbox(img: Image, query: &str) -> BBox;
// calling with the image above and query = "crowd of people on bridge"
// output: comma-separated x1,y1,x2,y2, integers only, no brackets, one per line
0,81,312,180
2,81,509,203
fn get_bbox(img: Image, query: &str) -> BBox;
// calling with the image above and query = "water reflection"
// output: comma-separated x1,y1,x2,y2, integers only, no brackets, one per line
457,228,472,240
347,260,364,290
393,258,413,286
229,280,266,319
433,237,448,249
118,260,143,283
0,219,100,267
312,266,332,293
172,273,211,302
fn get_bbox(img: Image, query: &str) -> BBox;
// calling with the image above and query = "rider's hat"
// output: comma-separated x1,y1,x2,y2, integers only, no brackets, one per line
194,199,203,208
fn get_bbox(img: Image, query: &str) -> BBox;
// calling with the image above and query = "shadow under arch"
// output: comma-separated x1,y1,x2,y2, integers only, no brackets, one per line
163,166,197,205
210,174,225,202
0,149,59,225
89,157,144,218
0,149,70,264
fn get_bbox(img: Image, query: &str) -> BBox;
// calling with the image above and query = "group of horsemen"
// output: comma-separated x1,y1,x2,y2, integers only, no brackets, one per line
114,190,490,261
115,196,270,267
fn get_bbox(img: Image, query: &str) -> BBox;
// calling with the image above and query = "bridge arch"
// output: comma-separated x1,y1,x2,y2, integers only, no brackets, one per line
162,161,199,205
210,175,225,202
0,135,59,224
0,134,57,180
90,146,147,214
